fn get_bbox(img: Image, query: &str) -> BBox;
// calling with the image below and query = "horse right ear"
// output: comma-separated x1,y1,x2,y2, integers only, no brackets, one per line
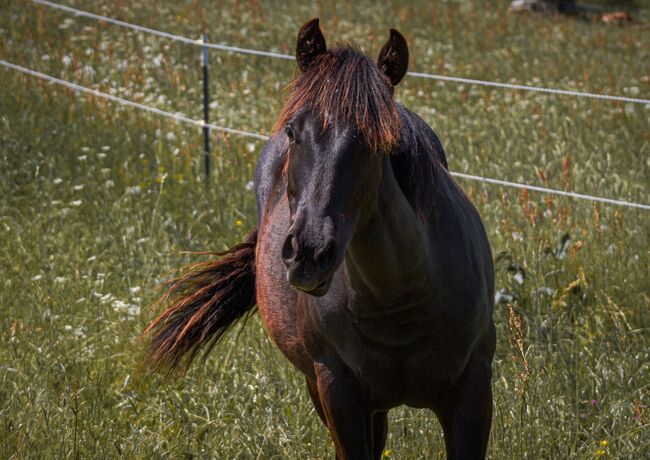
377,29,409,87
296,18,327,72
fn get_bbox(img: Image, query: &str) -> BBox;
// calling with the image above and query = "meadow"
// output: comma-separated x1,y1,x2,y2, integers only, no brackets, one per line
0,0,648,458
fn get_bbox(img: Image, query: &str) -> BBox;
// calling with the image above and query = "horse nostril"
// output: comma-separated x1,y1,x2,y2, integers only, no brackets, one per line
314,239,336,270
282,234,299,263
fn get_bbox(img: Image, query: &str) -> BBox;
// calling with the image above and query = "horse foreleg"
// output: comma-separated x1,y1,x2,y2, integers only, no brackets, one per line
372,411,388,460
314,361,373,460
436,355,493,460
306,377,328,425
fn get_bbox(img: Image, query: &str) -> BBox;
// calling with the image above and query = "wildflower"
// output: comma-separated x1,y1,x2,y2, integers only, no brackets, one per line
70,200,82,207
73,185,84,191
247,143,256,153
513,271,525,285
599,440,608,447
245,181,254,191
127,304,141,317
235,219,243,227
53,178,63,185
54,276,67,284
595,448,605,456
82,65,95,78
31,274,43,281
62,55,72,67
382,450,392,457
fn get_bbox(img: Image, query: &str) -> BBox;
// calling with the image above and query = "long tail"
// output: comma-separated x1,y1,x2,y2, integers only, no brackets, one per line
143,230,257,371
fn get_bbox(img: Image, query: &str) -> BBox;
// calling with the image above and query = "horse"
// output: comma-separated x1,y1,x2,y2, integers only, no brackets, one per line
144,19,496,460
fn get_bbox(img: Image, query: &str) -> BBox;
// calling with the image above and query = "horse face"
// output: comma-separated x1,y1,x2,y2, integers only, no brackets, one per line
281,112,381,296
279,19,409,296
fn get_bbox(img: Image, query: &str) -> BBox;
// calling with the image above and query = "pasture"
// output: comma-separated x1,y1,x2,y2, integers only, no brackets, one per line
1,1,648,458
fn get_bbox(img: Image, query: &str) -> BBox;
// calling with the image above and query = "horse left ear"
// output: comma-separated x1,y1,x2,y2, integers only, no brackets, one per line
377,29,409,87
296,18,327,72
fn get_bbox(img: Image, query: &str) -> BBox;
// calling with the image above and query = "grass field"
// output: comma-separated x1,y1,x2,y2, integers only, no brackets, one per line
1,0,648,458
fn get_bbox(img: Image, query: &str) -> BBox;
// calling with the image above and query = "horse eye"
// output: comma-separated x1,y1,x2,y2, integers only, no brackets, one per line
285,125,295,142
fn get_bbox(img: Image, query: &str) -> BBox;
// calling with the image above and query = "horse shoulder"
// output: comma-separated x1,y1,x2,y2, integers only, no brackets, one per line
254,134,288,222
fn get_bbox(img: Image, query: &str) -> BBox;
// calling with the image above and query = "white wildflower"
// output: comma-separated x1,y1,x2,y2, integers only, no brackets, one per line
73,185,84,191
82,65,95,78
31,274,43,281
70,200,82,207
54,276,67,284
126,185,141,195
100,293,114,304
53,178,63,185
129,286,141,294
245,181,254,191
513,272,525,285
59,18,75,30
62,55,72,67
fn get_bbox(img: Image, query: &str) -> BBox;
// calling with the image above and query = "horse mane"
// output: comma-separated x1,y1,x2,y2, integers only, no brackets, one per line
274,45,401,152
391,105,458,222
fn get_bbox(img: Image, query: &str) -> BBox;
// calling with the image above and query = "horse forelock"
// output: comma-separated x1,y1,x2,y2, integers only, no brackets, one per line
274,45,402,152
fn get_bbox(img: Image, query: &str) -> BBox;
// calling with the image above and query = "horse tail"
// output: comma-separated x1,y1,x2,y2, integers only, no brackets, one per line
143,230,257,371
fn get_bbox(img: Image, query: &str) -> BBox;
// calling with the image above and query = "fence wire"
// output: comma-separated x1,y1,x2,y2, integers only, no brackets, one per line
2,59,648,211
32,0,650,105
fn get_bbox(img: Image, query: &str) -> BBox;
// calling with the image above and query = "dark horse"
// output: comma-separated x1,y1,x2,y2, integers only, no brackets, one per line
145,19,495,460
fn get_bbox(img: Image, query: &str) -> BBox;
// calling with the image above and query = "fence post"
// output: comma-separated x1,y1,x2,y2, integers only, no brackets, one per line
201,33,210,180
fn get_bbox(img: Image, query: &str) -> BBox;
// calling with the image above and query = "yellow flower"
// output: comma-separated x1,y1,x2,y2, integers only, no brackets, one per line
235,219,243,227
595,448,605,456
382,449,392,458
599,440,608,447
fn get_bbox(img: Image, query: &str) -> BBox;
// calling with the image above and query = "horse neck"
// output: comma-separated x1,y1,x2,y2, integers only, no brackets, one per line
344,155,436,305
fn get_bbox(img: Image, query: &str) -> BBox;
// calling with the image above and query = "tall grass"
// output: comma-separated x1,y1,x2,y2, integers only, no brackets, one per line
1,1,648,458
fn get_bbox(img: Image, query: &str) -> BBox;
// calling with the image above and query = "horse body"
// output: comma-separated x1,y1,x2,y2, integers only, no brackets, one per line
255,117,494,409
146,19,495,460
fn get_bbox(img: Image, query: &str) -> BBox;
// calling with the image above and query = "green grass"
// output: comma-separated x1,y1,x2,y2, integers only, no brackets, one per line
1,0,648,458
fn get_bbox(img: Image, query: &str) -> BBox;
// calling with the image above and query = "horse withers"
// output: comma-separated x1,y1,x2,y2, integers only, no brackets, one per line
145,19,496,460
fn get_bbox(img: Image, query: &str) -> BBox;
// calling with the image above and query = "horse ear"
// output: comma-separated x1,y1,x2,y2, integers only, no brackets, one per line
377,29,409,87
296,18,327,72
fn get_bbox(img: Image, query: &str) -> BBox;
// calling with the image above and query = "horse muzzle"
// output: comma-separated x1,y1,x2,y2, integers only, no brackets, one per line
282,232,338,297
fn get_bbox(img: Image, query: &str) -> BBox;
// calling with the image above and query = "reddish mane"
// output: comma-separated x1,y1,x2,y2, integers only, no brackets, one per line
274,45,401,152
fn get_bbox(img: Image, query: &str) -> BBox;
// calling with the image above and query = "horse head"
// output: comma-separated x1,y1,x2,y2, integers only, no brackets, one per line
277,19,409,296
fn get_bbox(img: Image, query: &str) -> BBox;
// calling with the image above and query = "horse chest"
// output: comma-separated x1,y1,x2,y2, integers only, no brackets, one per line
311,297,472,408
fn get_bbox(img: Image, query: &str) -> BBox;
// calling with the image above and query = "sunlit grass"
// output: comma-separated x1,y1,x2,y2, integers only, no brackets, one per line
0,1,648,458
